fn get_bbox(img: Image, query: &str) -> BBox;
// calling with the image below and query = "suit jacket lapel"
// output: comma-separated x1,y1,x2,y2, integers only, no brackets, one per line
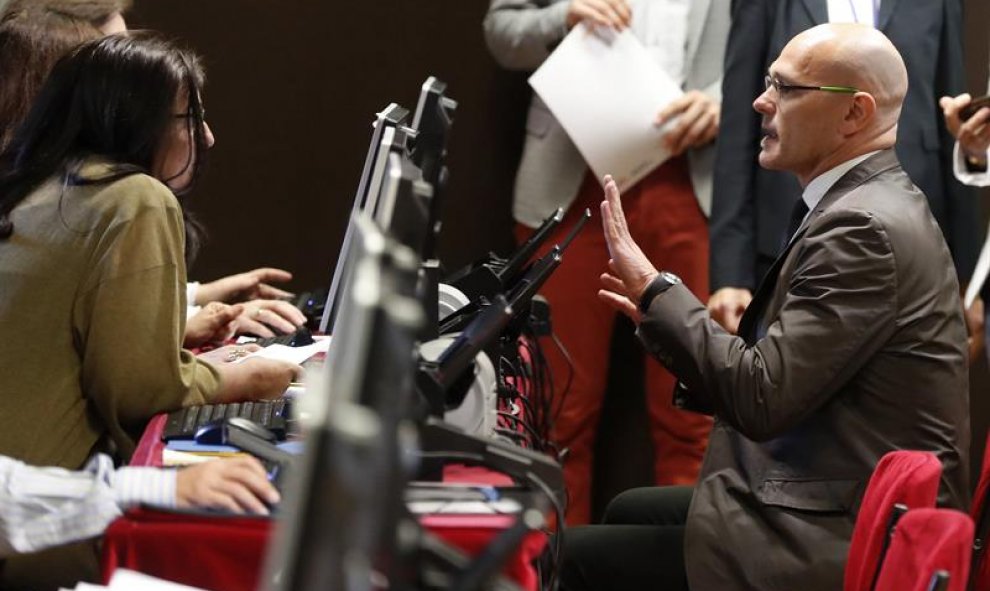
801,0,829,26
876,0,898,31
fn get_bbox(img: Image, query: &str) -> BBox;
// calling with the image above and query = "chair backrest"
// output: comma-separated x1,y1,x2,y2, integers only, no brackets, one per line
844,450,943,591
968,431,990,591
873,508,974,591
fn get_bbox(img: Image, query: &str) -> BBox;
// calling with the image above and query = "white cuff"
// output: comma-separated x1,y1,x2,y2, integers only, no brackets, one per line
186,281,201,306
112,467,177,509
952,141,990,187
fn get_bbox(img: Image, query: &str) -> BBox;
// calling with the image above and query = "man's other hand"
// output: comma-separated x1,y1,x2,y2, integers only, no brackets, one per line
707,287,752,335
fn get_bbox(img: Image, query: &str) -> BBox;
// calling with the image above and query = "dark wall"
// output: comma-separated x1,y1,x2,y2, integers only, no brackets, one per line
129,0,531,290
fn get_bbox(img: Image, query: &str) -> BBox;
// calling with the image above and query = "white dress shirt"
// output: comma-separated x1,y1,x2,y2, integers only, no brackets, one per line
827,0,880,28
630,0,690,87
958,73,990,308
797,151,880,227
0,454,175,557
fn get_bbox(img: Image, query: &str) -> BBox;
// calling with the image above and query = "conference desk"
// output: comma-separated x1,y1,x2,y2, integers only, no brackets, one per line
101,414,547,591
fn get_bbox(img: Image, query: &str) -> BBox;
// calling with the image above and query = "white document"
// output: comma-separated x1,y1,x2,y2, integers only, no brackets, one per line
235,336,331,366
107,570,207,590
529,23,683,192
964,227,990,308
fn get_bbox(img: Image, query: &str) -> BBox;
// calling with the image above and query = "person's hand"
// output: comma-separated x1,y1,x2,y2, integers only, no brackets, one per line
232,299,307,337
597,175,659,323
707,287,752,335
657,90,720,156
966,296,985,366
183,302,243,348
194,268,294,305
208,352,303,403
175,456,280,515
939,93,990,166
565,0,632,31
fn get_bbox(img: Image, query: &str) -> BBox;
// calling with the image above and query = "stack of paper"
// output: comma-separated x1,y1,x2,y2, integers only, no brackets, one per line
529,23,683,192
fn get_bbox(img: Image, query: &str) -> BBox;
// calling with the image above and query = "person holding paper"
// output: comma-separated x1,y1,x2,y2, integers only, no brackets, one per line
561,24,969,591
706,0,981,358
939,66,990,362
484,0,730,526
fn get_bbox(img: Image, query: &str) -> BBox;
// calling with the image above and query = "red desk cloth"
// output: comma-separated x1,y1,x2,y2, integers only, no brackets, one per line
103,415,546,591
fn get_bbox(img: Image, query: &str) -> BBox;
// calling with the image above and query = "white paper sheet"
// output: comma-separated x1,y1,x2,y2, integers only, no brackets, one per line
965,225,990,308
529,23,683,192
234,336,331,366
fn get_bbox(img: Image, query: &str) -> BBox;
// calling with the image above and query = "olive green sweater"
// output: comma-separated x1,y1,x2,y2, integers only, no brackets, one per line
0,159,220,469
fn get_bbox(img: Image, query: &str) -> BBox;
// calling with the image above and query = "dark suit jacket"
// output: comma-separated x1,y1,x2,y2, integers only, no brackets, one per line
709,0,980,292
639,150,970,591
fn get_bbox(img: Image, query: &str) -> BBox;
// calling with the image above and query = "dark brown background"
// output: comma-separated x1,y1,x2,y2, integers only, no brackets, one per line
130,0,990,519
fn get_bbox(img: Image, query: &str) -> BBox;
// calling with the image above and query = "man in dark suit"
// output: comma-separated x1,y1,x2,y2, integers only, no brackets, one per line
560,23,970,591
707,0,980,336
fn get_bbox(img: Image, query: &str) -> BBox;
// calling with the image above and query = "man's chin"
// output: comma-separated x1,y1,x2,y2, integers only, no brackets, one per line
758,151,783,171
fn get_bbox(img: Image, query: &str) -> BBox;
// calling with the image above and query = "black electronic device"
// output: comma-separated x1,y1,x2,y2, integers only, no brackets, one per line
417,295,513,418
194,416,278,445
446,208,564,303
410,76,457,260
263,213,425,591
418,418,565,514
162,398,290,441
960,94,990,121
252,326,315,348
376,151,434,257
440,209,590,336
319,103,414,335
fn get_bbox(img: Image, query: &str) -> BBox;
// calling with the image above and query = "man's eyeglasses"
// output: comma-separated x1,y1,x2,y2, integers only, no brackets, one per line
764,74,859,96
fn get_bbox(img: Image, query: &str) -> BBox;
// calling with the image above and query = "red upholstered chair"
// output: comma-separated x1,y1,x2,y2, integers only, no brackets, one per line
969,432,990,591
873,508,974,591
844,450,943,591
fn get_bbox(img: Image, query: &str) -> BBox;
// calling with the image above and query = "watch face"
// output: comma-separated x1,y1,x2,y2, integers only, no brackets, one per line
661,271,682,285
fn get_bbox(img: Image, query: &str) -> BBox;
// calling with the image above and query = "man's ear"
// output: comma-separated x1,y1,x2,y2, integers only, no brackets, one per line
840,92,877,134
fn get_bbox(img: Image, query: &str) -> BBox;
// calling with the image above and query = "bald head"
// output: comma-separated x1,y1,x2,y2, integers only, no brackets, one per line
788,23,907,131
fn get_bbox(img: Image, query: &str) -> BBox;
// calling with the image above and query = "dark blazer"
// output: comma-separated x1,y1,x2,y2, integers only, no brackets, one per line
639,150,970,591
709,0,980,292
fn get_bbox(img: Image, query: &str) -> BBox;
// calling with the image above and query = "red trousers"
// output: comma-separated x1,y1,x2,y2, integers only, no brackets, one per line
516,157,712,525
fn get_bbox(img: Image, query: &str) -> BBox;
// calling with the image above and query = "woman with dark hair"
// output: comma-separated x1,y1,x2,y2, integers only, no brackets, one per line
0,0,306,343
0,32,299,470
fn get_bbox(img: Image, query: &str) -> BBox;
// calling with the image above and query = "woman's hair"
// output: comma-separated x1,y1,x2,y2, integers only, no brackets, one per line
0,0,134,150
3,0,133,25
0,32,209,263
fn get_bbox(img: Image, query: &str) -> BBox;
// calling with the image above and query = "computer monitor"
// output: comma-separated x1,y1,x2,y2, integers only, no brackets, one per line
319,104,413,334
410,76,457,260
375,151,434,257
264,214,424,591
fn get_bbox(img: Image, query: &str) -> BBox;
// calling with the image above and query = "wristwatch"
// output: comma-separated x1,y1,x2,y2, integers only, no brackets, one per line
638,271,682,314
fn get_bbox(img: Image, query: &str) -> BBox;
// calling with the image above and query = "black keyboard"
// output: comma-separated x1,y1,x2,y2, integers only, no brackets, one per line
161,398,291,441
253,326,314,348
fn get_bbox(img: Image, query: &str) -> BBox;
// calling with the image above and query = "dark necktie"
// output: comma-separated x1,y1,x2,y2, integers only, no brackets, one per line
782,197,810,248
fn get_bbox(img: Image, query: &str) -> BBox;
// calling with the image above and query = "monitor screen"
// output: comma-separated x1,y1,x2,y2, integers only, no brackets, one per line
410,77,457,260
319,104,411,334
264,213,423,591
